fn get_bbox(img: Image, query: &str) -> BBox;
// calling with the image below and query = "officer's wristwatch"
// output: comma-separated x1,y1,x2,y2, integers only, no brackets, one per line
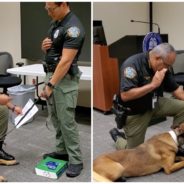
46,82,55,89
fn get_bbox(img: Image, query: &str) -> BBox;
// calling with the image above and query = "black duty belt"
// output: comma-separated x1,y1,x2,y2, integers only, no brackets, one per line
43,63,79,76
43,64,57,73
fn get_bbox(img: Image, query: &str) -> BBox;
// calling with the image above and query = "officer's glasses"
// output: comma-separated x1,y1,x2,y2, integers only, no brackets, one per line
45,6,59,13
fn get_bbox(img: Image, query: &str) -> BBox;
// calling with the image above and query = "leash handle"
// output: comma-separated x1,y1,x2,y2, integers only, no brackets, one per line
2,99,39,139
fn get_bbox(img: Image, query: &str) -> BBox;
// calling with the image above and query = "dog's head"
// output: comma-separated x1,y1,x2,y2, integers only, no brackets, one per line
171,122,184,135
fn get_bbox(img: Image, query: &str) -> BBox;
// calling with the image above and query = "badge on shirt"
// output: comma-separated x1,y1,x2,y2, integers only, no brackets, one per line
67,27,80,38
54,29,59,38
124,67,137,79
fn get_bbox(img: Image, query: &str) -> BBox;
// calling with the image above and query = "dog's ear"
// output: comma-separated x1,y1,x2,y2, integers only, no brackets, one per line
178,135,184,146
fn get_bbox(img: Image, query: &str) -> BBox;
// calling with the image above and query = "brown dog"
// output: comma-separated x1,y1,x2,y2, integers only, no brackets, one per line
93,123,184,182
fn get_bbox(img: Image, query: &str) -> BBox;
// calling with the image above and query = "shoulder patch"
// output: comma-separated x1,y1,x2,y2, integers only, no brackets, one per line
124,67,137,79
67,26,80,38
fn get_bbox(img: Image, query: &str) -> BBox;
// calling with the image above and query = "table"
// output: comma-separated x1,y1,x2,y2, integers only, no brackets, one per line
7,64,91,108
7,64,91,80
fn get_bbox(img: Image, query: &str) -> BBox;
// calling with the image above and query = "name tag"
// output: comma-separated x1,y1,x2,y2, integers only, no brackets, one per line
152,96,158,109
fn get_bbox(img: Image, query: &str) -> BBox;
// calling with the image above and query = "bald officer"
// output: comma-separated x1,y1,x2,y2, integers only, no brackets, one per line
113,43,184,150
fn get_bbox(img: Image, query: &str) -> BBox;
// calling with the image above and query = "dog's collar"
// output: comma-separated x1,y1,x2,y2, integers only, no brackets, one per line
169,130,178,145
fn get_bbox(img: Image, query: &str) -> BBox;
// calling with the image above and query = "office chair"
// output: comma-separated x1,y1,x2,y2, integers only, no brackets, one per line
0,52,22,93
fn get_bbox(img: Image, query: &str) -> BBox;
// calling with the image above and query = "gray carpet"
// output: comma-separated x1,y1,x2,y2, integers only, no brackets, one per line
0,106,91,182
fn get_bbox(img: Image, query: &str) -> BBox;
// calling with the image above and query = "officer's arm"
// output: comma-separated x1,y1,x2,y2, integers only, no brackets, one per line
173,86,184,100
121,69,167,102
49,48,78,85
121,83,155,102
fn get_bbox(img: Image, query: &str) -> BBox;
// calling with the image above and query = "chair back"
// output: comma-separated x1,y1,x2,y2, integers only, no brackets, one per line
0,52,13,75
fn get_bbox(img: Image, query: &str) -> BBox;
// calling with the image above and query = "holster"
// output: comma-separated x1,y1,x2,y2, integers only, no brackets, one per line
111,94,132,129
68,63,79,76
43,62,79,76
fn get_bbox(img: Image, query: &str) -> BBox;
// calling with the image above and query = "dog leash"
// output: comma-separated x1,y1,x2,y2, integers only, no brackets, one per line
3,98,39,138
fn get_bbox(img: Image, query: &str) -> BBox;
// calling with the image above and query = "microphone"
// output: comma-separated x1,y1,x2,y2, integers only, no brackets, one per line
130,19,160,34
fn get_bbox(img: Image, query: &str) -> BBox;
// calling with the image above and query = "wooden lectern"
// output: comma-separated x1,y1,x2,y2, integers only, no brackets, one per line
93,44,119,112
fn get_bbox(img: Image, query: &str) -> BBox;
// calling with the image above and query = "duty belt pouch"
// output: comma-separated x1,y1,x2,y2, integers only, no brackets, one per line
43,63,48,73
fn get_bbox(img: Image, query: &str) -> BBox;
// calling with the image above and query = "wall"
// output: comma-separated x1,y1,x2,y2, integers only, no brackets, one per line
153,2,184,50
93,2,149,45
93,2,184,73
0,2,90,107
0,2,24,65
153,2,184,71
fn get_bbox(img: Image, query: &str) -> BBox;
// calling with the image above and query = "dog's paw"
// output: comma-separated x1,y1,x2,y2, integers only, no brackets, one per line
0,176,7,182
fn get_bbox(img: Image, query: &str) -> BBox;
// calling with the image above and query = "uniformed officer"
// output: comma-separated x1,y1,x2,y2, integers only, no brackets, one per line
0,94,22,165
41,2,85,177
111,43,184,150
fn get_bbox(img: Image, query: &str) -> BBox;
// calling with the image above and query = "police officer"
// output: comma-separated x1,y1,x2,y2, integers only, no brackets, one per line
41,2,85,177
111,43,184,150
0,94,22,165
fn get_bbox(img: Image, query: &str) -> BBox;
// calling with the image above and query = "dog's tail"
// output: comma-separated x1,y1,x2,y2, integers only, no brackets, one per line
93,171,112,182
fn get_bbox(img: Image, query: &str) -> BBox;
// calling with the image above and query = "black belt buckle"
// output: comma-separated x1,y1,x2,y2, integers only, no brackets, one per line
45,64,57,73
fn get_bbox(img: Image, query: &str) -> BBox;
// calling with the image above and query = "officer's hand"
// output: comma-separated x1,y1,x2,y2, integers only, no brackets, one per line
151,68,167,88
0,94,12,105
14,106,22,115
41,37,52,52
40,86,53,100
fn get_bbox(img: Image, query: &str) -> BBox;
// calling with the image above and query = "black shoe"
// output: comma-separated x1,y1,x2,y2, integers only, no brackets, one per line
115,176,127,182
176,148,184,156
109,128,126,142
43,151,69,161
0,149,18,165
66,163,83,177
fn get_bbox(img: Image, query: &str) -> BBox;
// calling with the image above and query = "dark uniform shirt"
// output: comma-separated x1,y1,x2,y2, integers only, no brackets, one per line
45,11,85,65
120,52,179,114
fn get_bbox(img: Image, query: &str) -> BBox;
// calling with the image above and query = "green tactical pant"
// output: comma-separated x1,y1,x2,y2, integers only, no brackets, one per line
0,105,8,142
115,96,184,149
45,72,82,164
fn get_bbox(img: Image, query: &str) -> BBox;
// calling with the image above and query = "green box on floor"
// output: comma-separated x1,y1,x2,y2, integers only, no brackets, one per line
35,156,68,179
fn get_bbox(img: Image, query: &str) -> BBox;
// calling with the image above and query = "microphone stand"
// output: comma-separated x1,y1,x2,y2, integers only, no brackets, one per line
131,19,160,34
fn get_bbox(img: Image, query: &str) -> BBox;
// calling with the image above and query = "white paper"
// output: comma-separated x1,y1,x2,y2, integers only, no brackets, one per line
14,99,38,128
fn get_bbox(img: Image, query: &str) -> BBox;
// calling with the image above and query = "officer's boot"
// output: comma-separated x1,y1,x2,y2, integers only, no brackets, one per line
0,141,18,165
43,151,69,161
109,128,126,142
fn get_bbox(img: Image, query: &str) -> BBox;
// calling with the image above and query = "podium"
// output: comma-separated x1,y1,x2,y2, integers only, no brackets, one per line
93,44,119,112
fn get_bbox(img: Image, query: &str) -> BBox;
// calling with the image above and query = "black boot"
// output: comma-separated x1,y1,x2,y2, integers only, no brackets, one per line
66,163,83,177
109,128,126,142
43,151,69,161
0,142,17,165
